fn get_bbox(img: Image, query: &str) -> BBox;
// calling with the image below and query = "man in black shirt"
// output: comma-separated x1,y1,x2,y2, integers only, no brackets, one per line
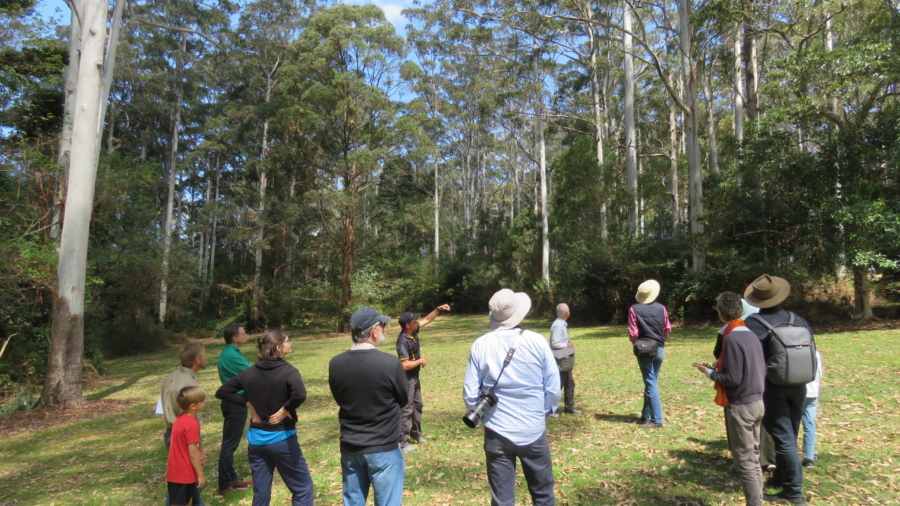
744,275,812,506
329,307,409,506
396,304,450,451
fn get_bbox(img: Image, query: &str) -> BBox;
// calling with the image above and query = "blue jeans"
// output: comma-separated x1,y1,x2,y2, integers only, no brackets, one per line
801,396,818,461
637,346,664,424
248,435,314,506
341,446,405,506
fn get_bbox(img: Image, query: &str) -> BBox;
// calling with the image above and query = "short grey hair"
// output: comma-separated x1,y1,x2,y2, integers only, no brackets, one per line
556,303,570,318
716,292,744,321
351,324,377,344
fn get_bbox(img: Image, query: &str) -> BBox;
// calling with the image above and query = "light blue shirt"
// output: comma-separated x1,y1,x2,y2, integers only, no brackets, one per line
549,318,569,350
463,327,561,446
247,428,296,446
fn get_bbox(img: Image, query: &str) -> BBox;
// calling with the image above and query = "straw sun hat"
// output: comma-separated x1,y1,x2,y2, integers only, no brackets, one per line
635,280,661,304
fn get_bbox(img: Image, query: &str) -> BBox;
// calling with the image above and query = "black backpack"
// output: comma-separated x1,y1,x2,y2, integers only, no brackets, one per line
749,313,817,386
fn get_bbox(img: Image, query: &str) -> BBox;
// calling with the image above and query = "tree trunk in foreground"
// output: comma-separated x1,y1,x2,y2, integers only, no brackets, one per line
43,0,109,405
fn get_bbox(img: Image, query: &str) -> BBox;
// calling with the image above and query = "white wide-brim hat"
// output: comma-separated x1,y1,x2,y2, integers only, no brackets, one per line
489,289,532,330
635,279,661,304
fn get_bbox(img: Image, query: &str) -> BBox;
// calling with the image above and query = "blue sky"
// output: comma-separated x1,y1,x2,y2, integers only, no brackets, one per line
36,0,417,36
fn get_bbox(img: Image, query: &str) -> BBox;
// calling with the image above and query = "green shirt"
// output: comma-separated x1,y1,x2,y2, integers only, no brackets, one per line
218,344,253,387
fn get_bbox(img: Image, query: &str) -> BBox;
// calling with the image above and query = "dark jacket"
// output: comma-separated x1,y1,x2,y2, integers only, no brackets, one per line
216,359,307,432
744,305,814,392
329,348,408,455
631,302,669,346
709,327,766,405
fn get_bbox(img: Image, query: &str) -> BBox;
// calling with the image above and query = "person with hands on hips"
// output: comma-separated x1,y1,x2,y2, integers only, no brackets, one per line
216,329,314,506
396,303,451,451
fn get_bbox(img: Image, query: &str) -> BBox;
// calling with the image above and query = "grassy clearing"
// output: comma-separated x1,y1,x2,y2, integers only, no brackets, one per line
0,316,898,506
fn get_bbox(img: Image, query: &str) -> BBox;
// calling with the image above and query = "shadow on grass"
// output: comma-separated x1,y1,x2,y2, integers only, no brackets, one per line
593,412,640,424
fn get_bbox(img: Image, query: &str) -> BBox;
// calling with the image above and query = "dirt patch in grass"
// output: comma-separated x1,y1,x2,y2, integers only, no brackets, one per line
0,399,134,437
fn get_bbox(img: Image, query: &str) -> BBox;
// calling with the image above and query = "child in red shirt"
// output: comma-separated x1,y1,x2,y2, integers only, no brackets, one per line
167,386,207,506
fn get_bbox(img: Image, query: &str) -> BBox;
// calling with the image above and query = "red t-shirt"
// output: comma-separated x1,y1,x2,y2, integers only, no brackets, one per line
167,413,200,484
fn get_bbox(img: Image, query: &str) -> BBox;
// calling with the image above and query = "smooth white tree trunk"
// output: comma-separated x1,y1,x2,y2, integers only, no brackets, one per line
158,35,186,325
43,0,110,405
733,26,744,144
624,2,639,235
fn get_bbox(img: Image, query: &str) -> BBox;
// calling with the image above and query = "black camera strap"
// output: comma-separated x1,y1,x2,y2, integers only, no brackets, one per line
492,329,523,388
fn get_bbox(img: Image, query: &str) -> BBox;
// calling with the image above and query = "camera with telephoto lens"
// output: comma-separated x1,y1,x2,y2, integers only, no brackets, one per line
463,388,498,428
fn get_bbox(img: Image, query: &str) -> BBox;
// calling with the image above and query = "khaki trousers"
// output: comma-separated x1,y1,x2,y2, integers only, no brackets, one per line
726,400,765,506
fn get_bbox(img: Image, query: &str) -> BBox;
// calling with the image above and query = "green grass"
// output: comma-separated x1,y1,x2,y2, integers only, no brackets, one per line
1,316,898,505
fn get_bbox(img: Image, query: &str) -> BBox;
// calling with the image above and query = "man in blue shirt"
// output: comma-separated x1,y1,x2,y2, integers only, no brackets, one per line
464,289,560,506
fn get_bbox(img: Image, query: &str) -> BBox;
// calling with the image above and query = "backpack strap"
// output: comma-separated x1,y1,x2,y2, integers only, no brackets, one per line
748,313,775,331
788,312,795,325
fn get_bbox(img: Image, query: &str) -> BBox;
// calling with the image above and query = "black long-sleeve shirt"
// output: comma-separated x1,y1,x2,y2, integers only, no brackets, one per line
216,359,307,432
329,348,408,455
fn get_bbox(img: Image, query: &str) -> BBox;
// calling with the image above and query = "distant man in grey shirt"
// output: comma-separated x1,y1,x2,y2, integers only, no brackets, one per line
550,303,581,415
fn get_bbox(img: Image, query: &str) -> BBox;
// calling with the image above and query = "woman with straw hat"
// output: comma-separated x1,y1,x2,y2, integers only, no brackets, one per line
628,280,672,429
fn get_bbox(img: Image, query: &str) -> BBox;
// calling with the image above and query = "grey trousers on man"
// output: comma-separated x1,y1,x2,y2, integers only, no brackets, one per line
399,376,423,446
726,400,765,506
484,429,555,506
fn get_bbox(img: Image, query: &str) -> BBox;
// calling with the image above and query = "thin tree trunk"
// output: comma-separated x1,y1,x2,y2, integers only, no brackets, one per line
743,22,759,121
679,0,705,271
434,158,440,269
733,25,744,145
589,25,608,241
43,0,108,406
702,68,720,174
252,119,269,326
158,35,186,325
669,100,681,241
624,1,639,235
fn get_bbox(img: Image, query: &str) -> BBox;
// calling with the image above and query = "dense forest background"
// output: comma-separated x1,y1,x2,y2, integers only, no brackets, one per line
1,0,898,396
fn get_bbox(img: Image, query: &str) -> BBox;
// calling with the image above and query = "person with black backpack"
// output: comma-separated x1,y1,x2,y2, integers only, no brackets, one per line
744,275,816,506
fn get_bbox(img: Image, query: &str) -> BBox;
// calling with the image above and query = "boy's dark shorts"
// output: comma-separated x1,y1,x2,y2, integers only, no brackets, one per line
167,481,201,505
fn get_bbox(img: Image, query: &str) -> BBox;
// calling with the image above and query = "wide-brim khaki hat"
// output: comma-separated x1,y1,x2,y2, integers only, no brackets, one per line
635,280,660,304
744,274,791,308
489,289,532,330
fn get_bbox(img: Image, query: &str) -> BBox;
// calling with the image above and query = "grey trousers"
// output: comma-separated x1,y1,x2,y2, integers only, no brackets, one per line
484,429,555,506
399,376,423,445
726,401,765,506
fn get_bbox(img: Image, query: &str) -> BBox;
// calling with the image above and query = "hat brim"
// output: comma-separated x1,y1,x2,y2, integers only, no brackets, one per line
635,282,660,304
489,292,532,330
377,314,392,324
743,276,791,308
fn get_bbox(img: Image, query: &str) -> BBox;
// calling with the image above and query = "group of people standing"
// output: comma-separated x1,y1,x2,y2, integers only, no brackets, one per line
159,274,821,506
158,304,453,506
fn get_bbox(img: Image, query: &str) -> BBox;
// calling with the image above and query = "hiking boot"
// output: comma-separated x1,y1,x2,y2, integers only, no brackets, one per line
638,421,663,429
564,408,583,414
801,458,815,468
412,436,427,444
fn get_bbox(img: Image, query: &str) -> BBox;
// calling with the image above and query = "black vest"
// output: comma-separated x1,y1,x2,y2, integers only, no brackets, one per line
631,302,667,346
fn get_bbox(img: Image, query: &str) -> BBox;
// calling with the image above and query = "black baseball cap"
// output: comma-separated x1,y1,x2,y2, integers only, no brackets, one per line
398,312,419,326
349,307,391,332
